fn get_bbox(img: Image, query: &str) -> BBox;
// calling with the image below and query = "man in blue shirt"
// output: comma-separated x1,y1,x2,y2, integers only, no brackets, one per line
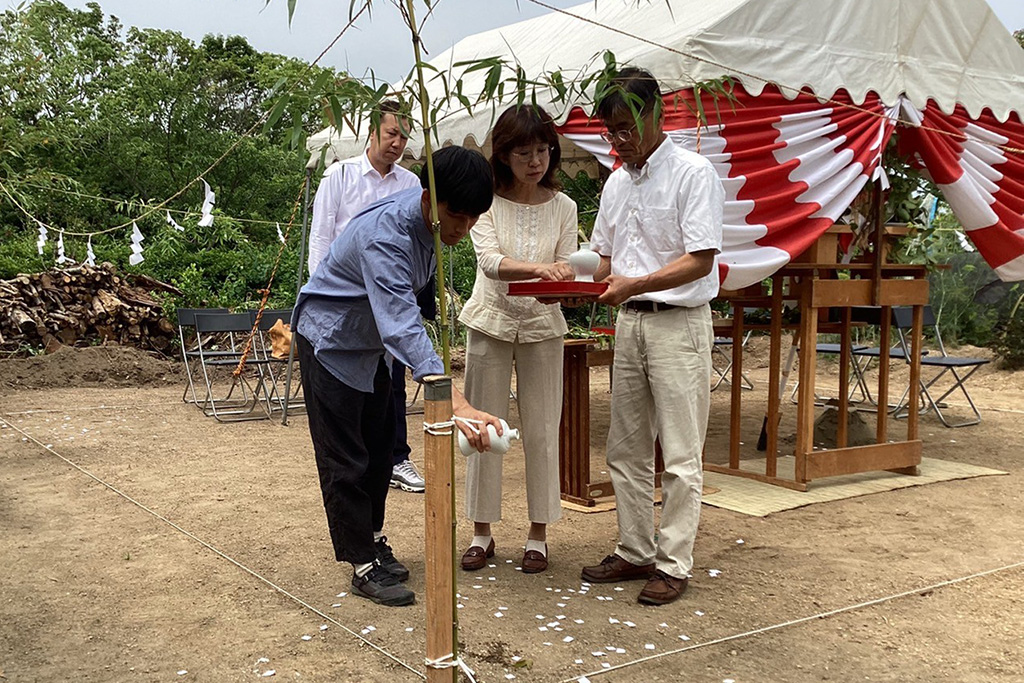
294,146,503,607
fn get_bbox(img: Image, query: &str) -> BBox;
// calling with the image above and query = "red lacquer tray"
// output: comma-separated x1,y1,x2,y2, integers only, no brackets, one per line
507,281,608,298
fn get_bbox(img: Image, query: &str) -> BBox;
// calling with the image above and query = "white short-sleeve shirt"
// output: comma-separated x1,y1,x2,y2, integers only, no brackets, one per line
307,152,420,276
591,137,724,307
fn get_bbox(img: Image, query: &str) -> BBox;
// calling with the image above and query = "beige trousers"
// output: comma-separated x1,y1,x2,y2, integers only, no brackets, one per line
607,304,713,579
463,329,564,525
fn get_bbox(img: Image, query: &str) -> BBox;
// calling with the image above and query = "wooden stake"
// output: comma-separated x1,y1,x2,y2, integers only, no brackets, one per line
423,375,456,683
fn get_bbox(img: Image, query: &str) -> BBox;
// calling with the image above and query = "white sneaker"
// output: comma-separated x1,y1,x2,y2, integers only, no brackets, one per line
391,460,425,493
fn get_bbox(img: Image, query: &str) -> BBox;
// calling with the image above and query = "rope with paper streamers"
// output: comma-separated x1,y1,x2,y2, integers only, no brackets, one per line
0,0,374,265
525,0,1024,158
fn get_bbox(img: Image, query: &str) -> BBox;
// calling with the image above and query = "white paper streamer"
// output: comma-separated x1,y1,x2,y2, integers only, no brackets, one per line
167,210,184,232
56,229,68,265
129,221,145,266
199,178,215,227
85,236,96,266
276,223,285,244
36,224,48,255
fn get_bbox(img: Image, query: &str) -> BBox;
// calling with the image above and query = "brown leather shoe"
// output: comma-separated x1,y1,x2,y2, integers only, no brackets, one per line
521,545,548,574
580,554,655,583
460,539,495,571
637,569,688,605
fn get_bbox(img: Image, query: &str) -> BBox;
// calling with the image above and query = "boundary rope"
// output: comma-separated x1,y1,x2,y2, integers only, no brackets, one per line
0,412,426,680
562,559,1024,682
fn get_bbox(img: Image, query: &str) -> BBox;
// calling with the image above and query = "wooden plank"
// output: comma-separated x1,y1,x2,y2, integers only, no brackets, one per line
810,279,873,308
878,279,930,306
586,349,615,367
703,463,809,492
804,440,922,479
423,376,456,683
559,343,591,503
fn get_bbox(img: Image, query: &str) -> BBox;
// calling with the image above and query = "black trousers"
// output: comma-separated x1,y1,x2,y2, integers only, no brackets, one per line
296,333,396,564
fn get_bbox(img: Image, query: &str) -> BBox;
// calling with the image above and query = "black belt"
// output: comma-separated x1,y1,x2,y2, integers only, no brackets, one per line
622,300,683,313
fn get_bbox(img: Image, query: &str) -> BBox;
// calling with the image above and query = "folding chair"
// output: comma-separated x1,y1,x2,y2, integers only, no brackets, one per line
712,331,754,392
248,308,304,414
890,306,990,428
194,312,277,422
176,307,231,405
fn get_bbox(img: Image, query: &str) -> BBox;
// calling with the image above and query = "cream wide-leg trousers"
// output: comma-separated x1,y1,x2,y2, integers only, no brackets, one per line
607,304,713,579
463,329,564,525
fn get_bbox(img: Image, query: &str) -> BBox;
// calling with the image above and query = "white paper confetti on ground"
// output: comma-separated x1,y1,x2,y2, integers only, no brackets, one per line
736,539,745,545
556,615,566,620
605,646,615,651
563,636,574,643
575,659,584,665
336,592,347,597
319,625,328,631
405,627,414,632
557,602,567,607
624,621,636,628
695,611,705,616
724,679,736,683
708,569,722,577
645,644,655,650
679,635,691,641
301,635,312,641
177,671,187,676
580,677,591,683
539,627,548,632
494,612,504,618
543,642,552,646
505,674,515,680
473,585,483,589
659,622,669,628
602,663,611,669
574,619,584,624
500,606,509,611
548,621,560,627
331,603,341,608
262,671,276,678
609,617,620,624
613,586,624,592
489,564,496,568
592,651,605,657
536,614,545,619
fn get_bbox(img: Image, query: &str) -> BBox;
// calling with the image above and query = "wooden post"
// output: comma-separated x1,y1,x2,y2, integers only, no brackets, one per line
837,307,852,449
729,306,744,469
795,278,818,483
423,375,456,683
876,307,892,444
765,275,783,476
907,304,923,442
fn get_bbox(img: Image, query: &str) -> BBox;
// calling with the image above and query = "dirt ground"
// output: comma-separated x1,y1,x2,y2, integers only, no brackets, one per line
1,342,1023,682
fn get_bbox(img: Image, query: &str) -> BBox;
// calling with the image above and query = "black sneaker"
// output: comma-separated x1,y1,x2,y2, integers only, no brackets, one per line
374,536,410,582
351,563,415,606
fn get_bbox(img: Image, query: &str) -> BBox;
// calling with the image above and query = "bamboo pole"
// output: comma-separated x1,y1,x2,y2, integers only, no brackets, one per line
423,375,456,683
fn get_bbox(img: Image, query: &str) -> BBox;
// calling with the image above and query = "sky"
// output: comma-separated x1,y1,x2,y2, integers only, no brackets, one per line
21,0,1024,84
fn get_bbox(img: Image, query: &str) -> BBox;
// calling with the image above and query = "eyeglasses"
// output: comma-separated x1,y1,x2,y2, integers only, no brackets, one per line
600,123,639,144
510,146,553,162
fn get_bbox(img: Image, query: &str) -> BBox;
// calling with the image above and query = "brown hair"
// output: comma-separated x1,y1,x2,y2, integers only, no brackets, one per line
490,105,562,192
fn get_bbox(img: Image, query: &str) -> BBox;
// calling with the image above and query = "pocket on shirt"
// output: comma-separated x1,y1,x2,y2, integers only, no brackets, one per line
640,206,681,252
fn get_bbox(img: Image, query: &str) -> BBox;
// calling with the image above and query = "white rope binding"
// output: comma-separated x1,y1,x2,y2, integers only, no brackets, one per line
423,415,484,436
425,653,478,682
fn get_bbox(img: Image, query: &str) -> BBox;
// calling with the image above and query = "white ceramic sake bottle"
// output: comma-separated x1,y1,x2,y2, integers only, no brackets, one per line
568,242,601,281
458,419,521,456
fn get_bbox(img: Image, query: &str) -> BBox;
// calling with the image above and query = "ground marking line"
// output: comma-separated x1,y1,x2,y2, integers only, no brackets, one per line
561,560,1024,682
0,414,425,680
1,401,184,416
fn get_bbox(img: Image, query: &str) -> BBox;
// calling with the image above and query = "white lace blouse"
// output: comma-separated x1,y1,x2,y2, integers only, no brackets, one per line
458,192,578,343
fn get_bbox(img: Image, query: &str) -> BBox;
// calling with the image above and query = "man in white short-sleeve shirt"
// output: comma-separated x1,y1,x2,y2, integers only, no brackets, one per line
307,101,427,495
580,67,725,606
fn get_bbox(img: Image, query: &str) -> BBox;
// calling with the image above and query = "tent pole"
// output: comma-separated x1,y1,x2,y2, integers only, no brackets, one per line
282,168,312,426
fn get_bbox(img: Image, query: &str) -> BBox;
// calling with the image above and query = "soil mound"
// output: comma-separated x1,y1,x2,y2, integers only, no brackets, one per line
0,345,183,391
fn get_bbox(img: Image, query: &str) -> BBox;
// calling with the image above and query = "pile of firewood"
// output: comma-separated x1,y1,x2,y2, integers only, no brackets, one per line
0,263,181,353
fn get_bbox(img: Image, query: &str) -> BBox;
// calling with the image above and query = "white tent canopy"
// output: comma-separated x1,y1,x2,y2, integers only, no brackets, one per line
307,0,1024,163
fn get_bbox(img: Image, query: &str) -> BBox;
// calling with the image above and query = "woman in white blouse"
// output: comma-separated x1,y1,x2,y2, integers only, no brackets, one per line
458,105,578,574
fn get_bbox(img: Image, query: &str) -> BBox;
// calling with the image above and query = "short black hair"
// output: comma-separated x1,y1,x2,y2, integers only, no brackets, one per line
421,146,493,216
595,66,662,122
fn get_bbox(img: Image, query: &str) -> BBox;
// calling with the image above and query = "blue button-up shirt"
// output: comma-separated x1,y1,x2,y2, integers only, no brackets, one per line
294,188,444,392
